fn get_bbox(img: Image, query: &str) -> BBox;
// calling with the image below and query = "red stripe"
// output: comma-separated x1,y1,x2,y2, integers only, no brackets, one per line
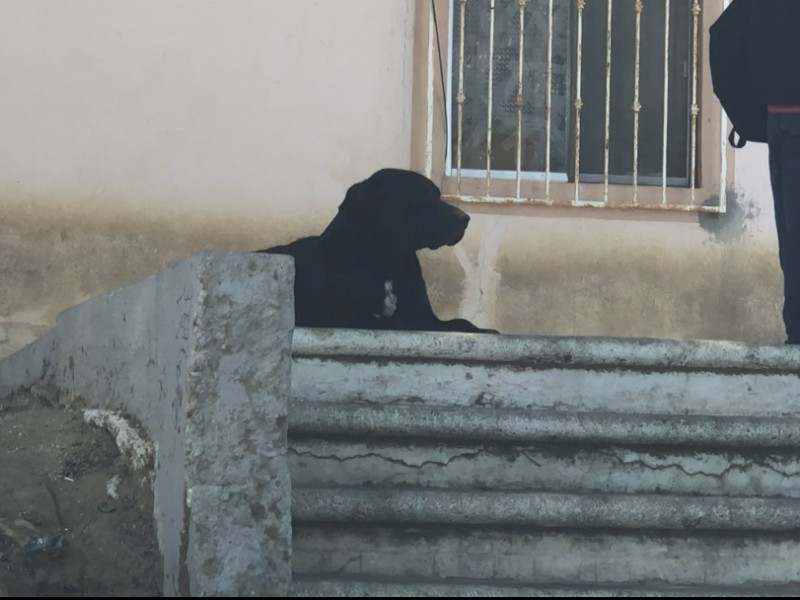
768,105,800,113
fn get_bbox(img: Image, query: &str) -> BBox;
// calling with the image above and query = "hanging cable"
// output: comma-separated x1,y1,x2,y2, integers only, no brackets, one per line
431,0,449,141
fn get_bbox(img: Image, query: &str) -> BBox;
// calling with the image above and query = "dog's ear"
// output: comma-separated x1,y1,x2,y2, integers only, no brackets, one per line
338,180,372,217
338,179,392,231
320,180,376,247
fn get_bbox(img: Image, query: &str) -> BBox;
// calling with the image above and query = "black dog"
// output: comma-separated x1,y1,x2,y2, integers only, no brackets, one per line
257,168,495,333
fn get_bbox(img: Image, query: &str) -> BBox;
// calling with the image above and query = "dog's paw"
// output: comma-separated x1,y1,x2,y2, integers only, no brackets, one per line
444,318,499,334
477,327,500,334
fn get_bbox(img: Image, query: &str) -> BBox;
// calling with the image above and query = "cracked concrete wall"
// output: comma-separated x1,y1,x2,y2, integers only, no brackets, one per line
289,439,800,499
288,329,800,591
0,252,296,596
54,252,295,596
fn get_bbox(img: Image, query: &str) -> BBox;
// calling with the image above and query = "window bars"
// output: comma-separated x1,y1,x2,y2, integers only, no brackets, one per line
429,0,729,213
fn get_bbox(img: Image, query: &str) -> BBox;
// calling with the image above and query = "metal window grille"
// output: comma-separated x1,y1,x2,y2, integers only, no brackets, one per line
432,0,728,212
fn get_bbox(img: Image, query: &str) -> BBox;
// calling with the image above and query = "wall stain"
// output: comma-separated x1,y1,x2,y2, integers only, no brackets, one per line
698,187,761,244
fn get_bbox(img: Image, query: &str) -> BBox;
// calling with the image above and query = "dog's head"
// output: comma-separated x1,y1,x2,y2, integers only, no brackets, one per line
331,169,470,253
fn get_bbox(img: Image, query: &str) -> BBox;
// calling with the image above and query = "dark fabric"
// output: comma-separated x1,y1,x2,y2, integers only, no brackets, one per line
710,0,800,146
745,0,800,105
715,1,800,342
710,0,768,144
768,112,800,343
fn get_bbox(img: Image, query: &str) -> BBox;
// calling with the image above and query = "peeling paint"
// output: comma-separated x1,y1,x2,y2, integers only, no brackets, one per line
452,215,508,326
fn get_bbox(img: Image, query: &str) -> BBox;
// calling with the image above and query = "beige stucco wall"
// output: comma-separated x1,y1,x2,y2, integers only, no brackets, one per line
433,182,783,342
433,142,783,343
0,0,786,358
0,0,417,356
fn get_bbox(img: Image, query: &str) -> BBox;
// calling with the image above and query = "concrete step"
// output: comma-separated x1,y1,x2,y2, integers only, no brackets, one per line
293,486,800,531
291,576,800,597
292,523,800,588
292,485,800,588
289,402,800,497
291,329,800,417
289,437,800,498
289,330,800,592
289,401,800,447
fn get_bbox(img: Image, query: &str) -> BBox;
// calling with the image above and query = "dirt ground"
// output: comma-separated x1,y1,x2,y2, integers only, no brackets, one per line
0,392,161,597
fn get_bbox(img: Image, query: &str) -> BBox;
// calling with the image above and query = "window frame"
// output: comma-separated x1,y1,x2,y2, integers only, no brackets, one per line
410,0,734,214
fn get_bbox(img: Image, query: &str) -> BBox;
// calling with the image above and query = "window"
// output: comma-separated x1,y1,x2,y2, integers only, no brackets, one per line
414,0,732,212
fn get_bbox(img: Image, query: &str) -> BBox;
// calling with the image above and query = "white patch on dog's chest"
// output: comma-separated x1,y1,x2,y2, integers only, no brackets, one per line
374,279,398,318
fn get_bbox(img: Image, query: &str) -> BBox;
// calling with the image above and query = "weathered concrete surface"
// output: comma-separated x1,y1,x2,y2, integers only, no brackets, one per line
0,251,295,596
291,329,800,417
293,357,800,416
293,525,800,588
55,251,295,596
291,579,800,597
289,402,800,498
289,401,800,448
289,327,800,594
0,329,56,400
292,328,800,370
289,438,800,498
293,487,800,531
6,281,800,595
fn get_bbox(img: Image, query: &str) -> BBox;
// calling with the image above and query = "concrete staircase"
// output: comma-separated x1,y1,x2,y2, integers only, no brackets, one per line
287,329,800,596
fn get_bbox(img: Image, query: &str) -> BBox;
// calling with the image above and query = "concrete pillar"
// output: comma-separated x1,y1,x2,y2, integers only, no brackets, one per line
53,252,295,596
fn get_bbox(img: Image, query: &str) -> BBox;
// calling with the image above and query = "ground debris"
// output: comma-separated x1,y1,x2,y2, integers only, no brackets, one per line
83,409,154,472
0,397,161,596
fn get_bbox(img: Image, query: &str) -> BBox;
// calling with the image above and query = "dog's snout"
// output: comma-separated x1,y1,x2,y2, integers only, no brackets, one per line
446,204,470,225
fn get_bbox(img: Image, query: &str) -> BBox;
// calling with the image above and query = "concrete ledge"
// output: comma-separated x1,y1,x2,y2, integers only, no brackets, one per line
293,487,800,531
291,578,800,597
0,329,56,400
291,336,800,418
0,251,295,596
293,329,800,373
289,401,800,448
294,523,800,588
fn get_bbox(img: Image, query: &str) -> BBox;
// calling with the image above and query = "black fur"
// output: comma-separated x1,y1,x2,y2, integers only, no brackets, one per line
257,168,496,333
